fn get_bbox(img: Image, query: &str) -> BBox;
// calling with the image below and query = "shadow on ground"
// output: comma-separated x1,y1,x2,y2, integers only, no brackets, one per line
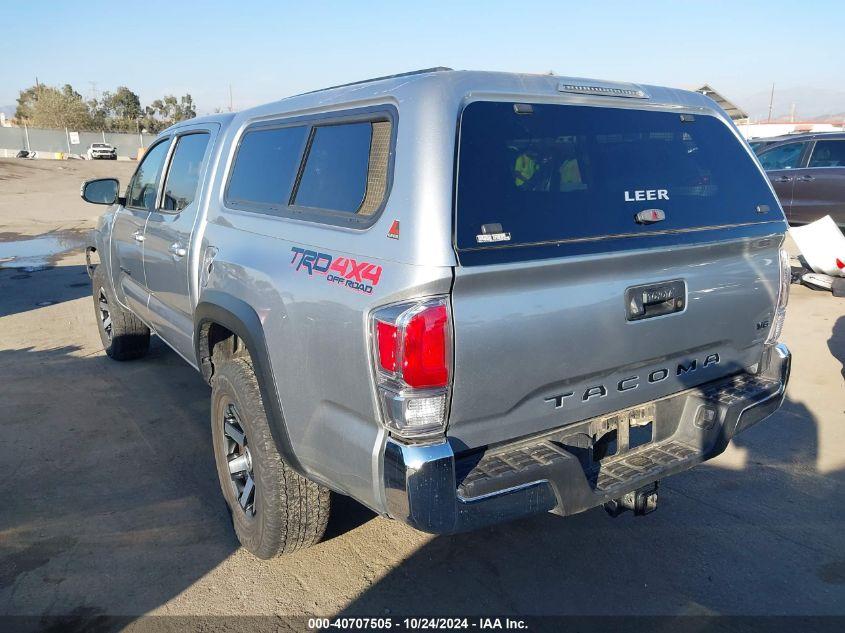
830,315,845,380
0,263,91,318
334,325,845,617
0,337,238,623
334,394,844,616
0,266,843,628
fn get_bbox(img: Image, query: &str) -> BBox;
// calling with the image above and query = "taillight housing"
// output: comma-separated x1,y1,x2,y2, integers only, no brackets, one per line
765,248,791,345
371,297,452,439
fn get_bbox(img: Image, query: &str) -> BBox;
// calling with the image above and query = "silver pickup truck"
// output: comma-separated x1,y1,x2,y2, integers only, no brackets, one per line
82,68,791,559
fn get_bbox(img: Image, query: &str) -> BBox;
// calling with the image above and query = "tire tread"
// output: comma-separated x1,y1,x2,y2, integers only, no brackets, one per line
92,266,150,361
211,355,330,558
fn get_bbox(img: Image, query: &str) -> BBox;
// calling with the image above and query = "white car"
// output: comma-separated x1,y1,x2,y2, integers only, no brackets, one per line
86,143,117,160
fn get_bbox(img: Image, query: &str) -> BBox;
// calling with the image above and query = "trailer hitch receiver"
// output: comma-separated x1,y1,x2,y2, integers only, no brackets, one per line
604,482,659,517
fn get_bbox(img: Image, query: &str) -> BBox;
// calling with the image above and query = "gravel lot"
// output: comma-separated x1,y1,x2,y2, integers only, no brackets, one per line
0,159,843,627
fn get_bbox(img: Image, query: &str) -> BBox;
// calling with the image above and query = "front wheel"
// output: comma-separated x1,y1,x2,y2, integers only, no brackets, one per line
92,266,150,360
211,356,331,558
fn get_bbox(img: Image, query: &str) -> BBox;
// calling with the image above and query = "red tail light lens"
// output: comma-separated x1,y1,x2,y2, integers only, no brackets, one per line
372,298,451,389
376,321,399,372
371,297,452,438
402,304,449,388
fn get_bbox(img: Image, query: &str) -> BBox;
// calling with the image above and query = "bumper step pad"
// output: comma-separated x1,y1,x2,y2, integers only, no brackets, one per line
457,441,566,499
595,440,696,492
456,371,781,502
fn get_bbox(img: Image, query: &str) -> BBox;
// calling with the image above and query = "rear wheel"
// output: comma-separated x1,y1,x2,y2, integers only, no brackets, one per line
211,355,330,558
92,266,150,360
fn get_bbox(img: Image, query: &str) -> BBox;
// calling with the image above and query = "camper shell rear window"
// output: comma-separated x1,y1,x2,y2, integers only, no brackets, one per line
455,101,779,254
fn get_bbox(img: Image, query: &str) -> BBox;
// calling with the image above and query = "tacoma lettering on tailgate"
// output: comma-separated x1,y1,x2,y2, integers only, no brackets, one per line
290,247,382,294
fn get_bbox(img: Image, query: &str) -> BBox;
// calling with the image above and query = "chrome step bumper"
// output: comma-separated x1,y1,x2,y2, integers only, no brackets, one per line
382,343,791,535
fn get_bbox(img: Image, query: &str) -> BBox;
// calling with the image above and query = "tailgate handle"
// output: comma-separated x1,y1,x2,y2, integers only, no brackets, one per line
625,280,686,321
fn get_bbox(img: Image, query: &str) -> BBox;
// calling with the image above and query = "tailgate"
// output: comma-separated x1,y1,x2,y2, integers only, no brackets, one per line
447,100,785,450
448,234,783,449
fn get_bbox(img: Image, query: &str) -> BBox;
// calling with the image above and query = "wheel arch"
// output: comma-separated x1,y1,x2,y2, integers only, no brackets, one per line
195,291,304,475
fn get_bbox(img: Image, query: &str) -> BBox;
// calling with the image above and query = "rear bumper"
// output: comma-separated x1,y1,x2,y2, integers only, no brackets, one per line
382,343,791,534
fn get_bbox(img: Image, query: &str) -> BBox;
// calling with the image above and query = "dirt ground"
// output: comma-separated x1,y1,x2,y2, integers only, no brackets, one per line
0,159,843,627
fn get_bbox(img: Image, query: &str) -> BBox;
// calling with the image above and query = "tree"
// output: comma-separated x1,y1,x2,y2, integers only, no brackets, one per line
15,83,92,129
95,86,143,132
13,82,197,132
14,85,40,121
142,93,196,132
15,84,93,129
60,84,83,101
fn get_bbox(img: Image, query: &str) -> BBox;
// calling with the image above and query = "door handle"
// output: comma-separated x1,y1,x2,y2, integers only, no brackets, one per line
796,175,815,182
169,242,187,259
132,230,145,243
773,176,792,183
625,280,686,321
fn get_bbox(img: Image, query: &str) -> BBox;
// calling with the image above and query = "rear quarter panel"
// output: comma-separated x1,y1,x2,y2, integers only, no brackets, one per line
201,221,452,510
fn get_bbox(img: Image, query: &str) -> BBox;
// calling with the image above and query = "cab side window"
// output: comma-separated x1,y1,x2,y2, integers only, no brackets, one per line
758,142,807,171
127,141,171,210
808,140,845,168
162,133,211,211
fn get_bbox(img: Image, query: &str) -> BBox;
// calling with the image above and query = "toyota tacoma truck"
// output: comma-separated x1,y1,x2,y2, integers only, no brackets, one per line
81,69,792,559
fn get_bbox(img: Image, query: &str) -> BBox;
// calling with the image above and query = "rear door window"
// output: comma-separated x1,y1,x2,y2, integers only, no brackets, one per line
455,101,780,251
808,140,845,168
162,133,210,211
758,142,808,170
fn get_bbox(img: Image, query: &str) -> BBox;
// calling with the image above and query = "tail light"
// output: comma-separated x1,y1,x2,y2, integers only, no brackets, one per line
371,297,452,439
765,248,790,345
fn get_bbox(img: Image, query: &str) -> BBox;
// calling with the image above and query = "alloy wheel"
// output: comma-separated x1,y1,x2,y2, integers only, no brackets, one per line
222,401,256,516
97,288,112,340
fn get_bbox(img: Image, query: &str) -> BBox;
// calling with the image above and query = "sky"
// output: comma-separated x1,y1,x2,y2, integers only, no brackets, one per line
2,0,843,120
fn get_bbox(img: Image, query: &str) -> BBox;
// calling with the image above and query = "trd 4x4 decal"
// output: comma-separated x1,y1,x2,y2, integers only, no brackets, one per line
290,247,382,294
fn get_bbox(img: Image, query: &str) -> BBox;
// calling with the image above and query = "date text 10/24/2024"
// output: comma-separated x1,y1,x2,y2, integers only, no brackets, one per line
307,617,529,630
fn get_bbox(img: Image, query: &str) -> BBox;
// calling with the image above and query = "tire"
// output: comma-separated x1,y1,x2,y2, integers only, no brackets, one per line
92,266,150,360
211,355,330,558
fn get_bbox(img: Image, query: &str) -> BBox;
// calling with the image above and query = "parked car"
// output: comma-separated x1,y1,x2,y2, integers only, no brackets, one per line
80,69,791,558
86,142,117,160
748,135,793,154
756,132,845,227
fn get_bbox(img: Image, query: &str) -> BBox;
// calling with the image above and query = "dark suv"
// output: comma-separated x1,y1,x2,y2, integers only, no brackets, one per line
757,132,845,227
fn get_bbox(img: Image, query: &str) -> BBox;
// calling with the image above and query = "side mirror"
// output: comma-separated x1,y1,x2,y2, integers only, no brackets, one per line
80,178,120,205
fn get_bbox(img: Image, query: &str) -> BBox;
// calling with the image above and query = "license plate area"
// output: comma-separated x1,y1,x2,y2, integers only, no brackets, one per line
553,403,657,480
590,404,656,462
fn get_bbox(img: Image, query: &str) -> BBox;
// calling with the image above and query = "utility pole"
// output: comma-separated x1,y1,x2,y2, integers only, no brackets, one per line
228,84,233,112
767,83,775,122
